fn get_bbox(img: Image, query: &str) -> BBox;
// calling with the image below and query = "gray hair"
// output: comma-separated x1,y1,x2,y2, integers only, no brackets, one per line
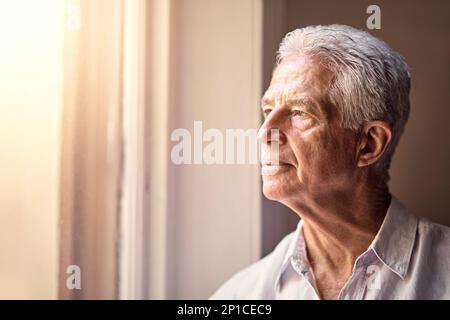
277,25,411,181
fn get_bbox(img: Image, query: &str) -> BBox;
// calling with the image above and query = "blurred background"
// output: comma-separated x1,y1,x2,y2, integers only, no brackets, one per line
0,0,448,299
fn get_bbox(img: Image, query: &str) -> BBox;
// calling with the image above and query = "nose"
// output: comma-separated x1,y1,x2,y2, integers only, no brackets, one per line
257,110,287,145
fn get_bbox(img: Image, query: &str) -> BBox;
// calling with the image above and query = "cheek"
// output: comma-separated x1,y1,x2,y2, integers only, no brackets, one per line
291,116,316,131
291,128,355,180
290,128,327,166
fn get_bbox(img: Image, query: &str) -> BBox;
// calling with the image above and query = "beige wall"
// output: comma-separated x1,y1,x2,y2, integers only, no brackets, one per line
0,0,63,299
262,0,450,254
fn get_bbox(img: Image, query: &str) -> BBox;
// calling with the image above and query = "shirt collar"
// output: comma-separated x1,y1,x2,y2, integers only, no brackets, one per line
275,219,313,292
275,195,418,291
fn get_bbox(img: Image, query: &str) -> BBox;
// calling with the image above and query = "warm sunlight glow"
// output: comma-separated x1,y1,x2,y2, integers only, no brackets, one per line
0,0,64,299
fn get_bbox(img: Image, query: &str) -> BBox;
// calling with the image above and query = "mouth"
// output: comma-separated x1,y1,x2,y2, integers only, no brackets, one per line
260,161,292,176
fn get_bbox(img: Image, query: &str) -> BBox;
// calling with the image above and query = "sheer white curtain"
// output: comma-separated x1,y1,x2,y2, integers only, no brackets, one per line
59,0,123,299
60,0,265,300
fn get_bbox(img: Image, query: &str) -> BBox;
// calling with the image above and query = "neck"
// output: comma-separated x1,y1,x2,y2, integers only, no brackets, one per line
290,181,391,273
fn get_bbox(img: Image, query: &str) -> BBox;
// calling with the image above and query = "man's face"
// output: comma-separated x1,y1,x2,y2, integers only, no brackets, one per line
258,56,359,203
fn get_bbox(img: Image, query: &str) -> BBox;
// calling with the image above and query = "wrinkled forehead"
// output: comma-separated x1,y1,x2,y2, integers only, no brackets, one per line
271,57,313,83
264,56,334,102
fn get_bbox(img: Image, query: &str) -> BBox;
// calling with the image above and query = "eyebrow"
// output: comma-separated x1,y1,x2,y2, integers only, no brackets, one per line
261,96,320,115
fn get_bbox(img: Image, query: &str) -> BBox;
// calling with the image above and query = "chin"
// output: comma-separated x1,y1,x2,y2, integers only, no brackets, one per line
262,180,291,201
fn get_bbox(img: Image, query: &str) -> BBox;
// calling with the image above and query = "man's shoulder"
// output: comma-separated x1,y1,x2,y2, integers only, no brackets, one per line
417,216,450,249
417,218,450,268
209,230,296,300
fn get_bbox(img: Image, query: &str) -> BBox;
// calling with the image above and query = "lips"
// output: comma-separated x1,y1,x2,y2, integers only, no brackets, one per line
261,157,291,166
261,159,291,166
260,160,292,175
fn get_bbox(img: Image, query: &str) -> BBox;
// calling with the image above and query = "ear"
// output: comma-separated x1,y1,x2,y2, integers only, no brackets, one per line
356,121,392,168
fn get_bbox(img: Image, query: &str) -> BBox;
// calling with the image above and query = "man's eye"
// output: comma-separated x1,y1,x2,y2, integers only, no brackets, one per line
263,109,272,118
292,110,307,118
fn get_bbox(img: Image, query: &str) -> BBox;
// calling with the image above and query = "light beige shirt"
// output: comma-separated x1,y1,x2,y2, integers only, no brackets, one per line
210,196,450,299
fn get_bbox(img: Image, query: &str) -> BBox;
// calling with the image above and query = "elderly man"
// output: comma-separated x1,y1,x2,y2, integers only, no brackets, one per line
211,25,450,300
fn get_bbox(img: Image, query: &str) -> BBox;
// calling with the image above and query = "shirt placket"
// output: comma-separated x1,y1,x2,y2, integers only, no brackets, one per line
289,255,320,299
290,231,322,299
337,251,377,300
336,266,366,300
